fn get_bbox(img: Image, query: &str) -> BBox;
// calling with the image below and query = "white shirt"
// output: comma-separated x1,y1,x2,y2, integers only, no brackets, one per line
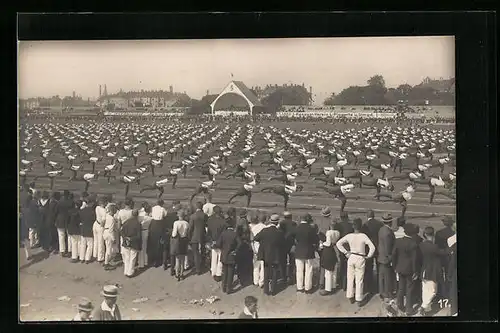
447,234,456,247
394,227,405,239
100,300,117,319
95,206,107,225
202,202,215,217
117,208,133,227
103,214,116,238
336,232,375,258
172,220,189,238
151,205,167,220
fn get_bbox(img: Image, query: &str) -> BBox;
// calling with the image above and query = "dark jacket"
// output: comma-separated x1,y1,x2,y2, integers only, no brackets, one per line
207,214,226,244
79,206,96,238
377,225,395,264
392,236,419,276
362,218,384,249
253,225,285,264
67,208,81,235
24,199,41,229
92,303,122,321
435,226,455,250
46,199,59,227
293,222,319,260
120,216,142,251
164,210,178,234
55,198,73,229
216,226,241,265
419,240,447,282
280,219,297,253
189,209,208,244
38,199,50,228
319,244,338,271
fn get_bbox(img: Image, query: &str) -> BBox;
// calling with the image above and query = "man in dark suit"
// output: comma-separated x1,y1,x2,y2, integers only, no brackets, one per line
361,210,384,294
47,191,60,254
378,212,396,302
293,213,319,293
334,211,353,291
434,215,455,299
418,226,448,315
189,201,208,275
164,201,181,274
253,214,285,296
216,217,242,294
392,224,419,315
279,211,297,284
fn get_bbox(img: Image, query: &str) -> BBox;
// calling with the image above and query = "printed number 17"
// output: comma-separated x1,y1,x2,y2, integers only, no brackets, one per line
438,299,450,308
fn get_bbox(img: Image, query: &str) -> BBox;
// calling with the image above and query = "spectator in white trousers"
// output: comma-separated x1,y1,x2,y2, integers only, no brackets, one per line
93,198,107,263
293,214,318,293
336,218,376,306
67,200,83,263
116,199,134,262
120,209,142,278
319,226,341,296
20,206,32,261
249,213,266,287
418,226,448,316
79,198,96,264
138,203,152,269
103,204,118,270
56,191,73,257
207,206,226,282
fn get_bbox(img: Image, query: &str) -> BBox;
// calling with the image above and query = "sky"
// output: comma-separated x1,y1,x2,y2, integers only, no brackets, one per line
18,36,455,103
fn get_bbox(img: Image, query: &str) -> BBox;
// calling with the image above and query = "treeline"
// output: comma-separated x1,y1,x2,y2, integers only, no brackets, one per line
324,75,455,106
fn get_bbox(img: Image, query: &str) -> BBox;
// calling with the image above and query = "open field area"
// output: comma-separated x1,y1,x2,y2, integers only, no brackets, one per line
19,119,455,321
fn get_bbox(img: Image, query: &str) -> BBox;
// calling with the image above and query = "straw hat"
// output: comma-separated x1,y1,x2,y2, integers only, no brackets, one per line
77,298,94,312
269,214,280,224
321,207,331,218
101,285,118,298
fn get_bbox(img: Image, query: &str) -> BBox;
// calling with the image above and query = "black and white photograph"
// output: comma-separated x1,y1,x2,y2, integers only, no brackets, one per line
18,35,458,320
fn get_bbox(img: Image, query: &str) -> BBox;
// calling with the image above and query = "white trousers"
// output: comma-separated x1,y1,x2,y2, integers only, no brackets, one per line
253,256,264,287
421,279,438,310
184,254,189,270
138,230,149,268
22,239,31,259
57,228,67,253
70,235,80,260
324,266,338,292
346,255,366,301
92,222,105,261
103,231,115,265
29,228,39,247
121,246,138,276
295,258,314,291
211,248,223,277
79,236,94,261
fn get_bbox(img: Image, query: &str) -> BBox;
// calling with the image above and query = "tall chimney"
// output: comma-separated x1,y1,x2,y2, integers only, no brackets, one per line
99,85,102,98
73,91,76,98
169,85,173,94
206,90,209,96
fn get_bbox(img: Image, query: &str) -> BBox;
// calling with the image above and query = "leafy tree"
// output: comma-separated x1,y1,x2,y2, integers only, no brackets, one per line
367,75,386,88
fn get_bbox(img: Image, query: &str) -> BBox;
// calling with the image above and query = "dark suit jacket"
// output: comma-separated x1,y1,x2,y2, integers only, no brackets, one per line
216,227,241,265
55,198,73,229
377,225,395,265
207,214,226,244
164,211,178,235
362,218,384,249
46,199,59,227
79,206,96,238
392,236,419,275
67,208,81,235
279,219,297,253
253,225,285,264
419,240,447,282
435,227,455,250
293,222,319,260
189,210,208,244
121,216,142,251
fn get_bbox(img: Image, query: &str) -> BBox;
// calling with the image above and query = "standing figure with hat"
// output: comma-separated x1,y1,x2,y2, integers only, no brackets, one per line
293,213,319,294
434,215,456,300
279,211,297,285
92,285,122,321
248,212,266,288
377,212,396,302
73,298,93,321
216,214,242,294
318,219,341,296
391,224,419,316
361,210,384,295
335,218,376,306
253,214,285,296
333,211,354,292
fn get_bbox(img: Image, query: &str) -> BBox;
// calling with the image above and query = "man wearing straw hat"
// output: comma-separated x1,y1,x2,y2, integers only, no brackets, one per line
92,285,122,321
73,298,94,321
